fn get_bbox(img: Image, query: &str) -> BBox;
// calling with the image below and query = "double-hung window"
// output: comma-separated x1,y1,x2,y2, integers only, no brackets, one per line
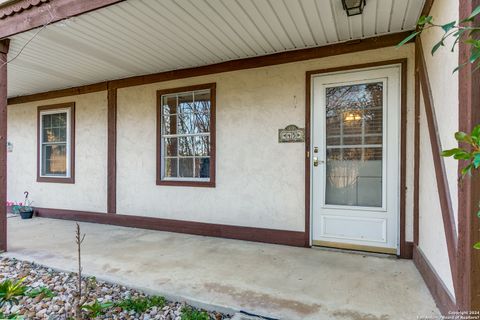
157,83,216,187
37,103,75,183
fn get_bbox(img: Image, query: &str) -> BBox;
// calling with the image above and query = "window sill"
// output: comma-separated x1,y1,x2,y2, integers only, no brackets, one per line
156,180,215,188
37,177,75,184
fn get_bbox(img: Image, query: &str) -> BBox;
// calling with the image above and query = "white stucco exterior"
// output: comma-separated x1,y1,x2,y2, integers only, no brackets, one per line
418,0,459,299
7,45,415,235
7,92,108,213
115,45,416,232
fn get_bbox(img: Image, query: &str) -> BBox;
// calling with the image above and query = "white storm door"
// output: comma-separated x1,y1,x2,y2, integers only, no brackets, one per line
311,65,401,254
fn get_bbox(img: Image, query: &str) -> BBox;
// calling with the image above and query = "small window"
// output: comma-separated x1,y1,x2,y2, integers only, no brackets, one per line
37,103,75,183
157,83,216,187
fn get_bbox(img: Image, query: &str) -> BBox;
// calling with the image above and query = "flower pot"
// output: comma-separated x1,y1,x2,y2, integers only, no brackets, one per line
19,210,34,219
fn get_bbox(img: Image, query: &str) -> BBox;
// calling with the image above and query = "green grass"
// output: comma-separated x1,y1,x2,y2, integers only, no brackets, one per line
115,295,166,313
181,306,210,320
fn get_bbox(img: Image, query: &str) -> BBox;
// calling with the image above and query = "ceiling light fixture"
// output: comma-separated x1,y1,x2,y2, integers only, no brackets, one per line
342,0,366,17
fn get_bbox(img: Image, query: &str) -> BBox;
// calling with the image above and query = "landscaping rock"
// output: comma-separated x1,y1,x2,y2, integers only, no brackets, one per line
0,257,231,320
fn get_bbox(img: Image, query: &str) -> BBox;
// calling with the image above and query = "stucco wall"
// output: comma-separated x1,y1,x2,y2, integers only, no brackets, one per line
7,92,108,213
116,44,415,233
418,0,459,298
6,45,415,236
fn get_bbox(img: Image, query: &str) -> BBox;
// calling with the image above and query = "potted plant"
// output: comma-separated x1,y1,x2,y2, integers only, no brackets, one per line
12,191,34,220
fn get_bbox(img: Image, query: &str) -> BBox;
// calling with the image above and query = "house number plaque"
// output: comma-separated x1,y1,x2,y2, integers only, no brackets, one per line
278,125,305,143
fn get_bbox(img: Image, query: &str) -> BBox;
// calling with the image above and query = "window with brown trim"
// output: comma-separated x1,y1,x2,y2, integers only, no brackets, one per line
157,83,216,187
37,102,75,184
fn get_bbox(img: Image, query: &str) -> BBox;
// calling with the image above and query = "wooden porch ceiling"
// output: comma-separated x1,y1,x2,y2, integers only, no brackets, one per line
6,0,426,98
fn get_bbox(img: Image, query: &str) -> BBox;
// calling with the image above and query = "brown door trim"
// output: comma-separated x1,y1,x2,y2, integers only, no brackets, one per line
414,40,421,246
305,59,410,257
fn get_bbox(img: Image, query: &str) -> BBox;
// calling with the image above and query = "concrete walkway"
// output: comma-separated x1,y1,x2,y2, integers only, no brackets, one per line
3,216,439,319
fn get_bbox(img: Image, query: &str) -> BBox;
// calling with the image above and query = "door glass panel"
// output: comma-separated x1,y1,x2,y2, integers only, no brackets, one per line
325,82,383,207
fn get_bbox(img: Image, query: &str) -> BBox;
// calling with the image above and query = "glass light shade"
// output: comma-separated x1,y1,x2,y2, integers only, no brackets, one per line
342,0,366,16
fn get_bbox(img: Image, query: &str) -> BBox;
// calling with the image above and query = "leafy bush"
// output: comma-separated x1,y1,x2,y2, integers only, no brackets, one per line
181,306,210,320
0,311,22,319
115,295,166,313
81,300,113,317
26,286,55,299
442,124,480,249
0,278,28,308
397,6,480,72
442,125,480,176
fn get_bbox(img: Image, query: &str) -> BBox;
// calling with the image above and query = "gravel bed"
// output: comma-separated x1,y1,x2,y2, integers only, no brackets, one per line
0,257,231,320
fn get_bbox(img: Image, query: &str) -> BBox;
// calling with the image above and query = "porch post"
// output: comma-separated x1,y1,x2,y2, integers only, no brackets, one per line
0,39,9,252
458,0,480,311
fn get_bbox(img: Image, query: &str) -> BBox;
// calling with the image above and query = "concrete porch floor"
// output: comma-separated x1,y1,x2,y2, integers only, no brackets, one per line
2,216,439,320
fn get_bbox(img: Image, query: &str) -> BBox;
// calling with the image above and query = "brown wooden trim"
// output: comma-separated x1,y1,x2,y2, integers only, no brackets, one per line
413,245,456,315
107,88,116,213
156,83,216,188
305,59,410,257
36,102,75,184
0,0,48,19
417,38,459,297
7,32,412,106
404,241,414,259
304,68,312,247
0,39,9,54
0,0,125,39
414,40,421,246
0,45,7,252
35,207,306,247
8,82,107,105
421,0,435,17
457,0,480,312
110,33,411,89
399,59,409,259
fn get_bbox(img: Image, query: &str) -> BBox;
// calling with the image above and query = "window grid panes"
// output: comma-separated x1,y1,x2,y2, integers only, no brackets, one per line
325,82,384,207
41,111,68,177
161,89,211,180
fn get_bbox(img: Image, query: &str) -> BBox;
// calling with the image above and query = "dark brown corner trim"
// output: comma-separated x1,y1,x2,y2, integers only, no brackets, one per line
156,83,216,188
457,0,480,312
421,0,435,17
36,102,75,184
417,38,458,297
413,245,456,315
0,43,7,253
305,59,411,258
8,32,412,106
35,208,306,247
0,39,9,54
107,88,117,213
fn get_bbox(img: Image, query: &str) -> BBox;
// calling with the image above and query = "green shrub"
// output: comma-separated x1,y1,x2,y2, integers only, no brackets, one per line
26,286,55,299
115,295,166,313
81,300,113,317
0,278,28,308
181,306,210,320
